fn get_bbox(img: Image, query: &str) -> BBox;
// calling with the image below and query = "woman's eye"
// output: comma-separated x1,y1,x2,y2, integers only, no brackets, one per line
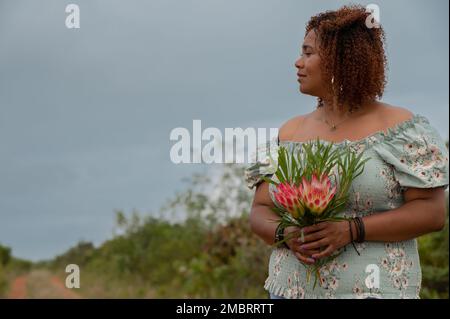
301,52,312,57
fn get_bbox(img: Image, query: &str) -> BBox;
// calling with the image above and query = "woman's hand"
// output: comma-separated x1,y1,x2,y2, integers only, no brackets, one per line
284,226,320,265
298,221,351,260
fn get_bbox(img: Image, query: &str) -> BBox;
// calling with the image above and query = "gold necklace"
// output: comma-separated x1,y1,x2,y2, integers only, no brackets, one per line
320,107,359,131
322,115,350,131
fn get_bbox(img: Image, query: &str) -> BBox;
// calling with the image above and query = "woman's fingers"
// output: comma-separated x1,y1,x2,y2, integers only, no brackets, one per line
284,226,330,259
285,226,301,238
312,245,334,259
297,246,321,257
294,252,316,265
292,237,323,257
284,222,343,260
301,222,329,234
289,240,321,257
300,238,329,250
284,226,304,250
301,230,328,243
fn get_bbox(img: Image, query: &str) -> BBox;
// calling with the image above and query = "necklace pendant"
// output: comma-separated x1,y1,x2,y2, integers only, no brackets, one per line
330,125,337,131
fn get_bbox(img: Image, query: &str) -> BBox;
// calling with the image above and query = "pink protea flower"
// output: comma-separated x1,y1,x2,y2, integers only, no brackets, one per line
274,182,305,218
298,173,337,215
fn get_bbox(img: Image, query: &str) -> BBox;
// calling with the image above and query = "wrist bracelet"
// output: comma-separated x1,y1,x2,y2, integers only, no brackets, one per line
348,219,360,256
354,217,361,242
275,223,289,249
354,217,366,243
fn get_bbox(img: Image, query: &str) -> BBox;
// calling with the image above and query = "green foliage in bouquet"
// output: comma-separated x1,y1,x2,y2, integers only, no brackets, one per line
263,138,371,287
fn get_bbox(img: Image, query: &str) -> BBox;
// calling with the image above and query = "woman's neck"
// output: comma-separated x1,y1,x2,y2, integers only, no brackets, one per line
319,98,377,122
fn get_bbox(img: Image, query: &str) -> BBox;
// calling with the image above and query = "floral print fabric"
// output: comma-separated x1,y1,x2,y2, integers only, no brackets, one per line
245,114,449,298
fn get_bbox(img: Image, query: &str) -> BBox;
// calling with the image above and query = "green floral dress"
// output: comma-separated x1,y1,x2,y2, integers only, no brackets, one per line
245,114,449,299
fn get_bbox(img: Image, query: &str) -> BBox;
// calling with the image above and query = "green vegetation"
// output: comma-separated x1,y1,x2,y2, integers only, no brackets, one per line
43,166,271,298
1,165,448,298
0,243,32,297
0,244,11,294
418,192,449,299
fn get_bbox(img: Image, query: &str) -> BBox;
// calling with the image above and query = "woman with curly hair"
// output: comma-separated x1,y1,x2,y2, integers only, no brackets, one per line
245,5,449,299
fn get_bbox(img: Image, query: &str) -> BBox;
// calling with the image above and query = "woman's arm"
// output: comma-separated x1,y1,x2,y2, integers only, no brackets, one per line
364,186,446,241
298,186,447,259
249,182,280,246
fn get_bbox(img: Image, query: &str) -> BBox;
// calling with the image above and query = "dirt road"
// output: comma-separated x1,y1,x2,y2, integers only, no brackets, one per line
7,270,80,299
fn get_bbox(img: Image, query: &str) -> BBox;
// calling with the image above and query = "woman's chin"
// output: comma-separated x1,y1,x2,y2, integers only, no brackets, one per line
299,86,318,97
299,85,308,94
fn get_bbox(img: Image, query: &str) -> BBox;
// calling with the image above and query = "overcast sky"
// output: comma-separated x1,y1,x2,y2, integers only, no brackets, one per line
0,0,448,261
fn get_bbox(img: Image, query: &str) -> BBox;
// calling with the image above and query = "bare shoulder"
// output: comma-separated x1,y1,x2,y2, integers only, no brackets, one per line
376,103,415,125
278,114,309,141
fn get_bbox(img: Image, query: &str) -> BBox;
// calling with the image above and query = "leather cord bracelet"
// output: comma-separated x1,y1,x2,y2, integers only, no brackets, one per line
354,216,366,243
275,223,289,249
348,219,360,256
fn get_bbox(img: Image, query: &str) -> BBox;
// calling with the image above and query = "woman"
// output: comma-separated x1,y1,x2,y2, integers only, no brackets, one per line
245,5,449,299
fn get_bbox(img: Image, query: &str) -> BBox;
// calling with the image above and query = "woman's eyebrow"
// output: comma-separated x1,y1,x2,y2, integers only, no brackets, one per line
302,44,314,51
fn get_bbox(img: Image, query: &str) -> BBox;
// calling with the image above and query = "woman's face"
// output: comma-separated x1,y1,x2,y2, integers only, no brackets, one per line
295,30,326,97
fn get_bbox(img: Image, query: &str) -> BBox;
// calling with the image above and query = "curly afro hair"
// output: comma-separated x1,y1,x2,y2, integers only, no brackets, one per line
306,4,388,113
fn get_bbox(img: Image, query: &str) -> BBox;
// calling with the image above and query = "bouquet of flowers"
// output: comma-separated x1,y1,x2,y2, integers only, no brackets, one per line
263,138,370,287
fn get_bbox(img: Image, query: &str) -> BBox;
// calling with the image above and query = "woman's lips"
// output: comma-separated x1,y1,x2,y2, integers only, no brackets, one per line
297,74,306,82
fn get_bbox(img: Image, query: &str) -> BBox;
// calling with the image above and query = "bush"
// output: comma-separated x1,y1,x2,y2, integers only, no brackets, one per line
0,244,11,266
418,191,449,299
42,166,449,299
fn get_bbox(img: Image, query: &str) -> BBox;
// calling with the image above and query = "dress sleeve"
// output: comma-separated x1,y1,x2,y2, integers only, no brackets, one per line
373,115,449,190
244,136,279,190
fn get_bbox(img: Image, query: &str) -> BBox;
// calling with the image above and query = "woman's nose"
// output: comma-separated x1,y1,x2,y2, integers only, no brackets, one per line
295,57,304,69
